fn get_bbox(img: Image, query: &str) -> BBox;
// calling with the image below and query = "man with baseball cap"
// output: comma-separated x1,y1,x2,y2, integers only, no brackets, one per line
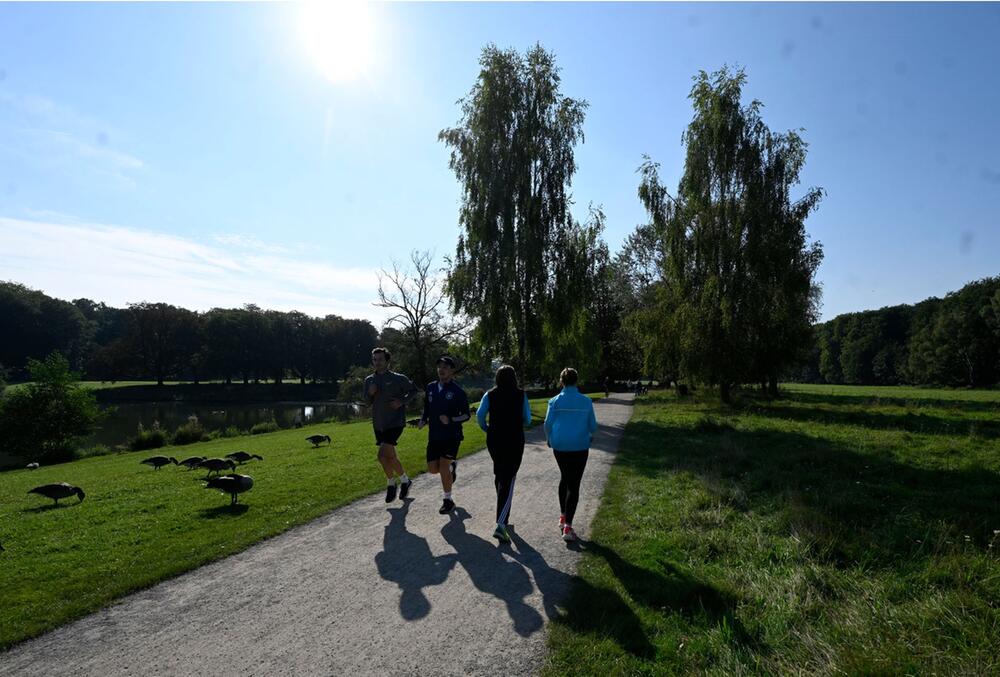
418,355,470,514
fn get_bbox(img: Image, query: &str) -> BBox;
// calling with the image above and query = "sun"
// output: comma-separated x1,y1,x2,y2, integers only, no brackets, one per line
298,1,374,83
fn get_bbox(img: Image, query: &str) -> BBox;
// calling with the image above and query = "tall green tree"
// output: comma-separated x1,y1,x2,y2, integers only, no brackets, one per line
638,66,823,401
439,43,588,378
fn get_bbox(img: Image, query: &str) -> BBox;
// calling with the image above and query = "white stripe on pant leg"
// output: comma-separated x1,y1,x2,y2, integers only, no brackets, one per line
498,474,516,525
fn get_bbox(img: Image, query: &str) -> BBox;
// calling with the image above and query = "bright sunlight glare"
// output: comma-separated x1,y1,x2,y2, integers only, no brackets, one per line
298,1,373,83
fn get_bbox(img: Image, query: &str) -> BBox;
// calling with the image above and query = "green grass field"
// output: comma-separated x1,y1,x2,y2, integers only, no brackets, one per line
544,384,1000,674
0,396,571,649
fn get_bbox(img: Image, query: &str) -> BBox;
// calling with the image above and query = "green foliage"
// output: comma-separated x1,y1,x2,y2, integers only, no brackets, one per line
249,418,280,435
545,386,1000,674
627,67,823,399
171,415,207,445
128,421,168,451
0,352,104,463
440,43,591,378
805,277,1000,387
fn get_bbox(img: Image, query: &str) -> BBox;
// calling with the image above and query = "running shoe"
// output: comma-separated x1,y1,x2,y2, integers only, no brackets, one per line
562,525,577,542
493,523,512,543
439,498,455,514
398,479,412,500
385,483,397,503
450,460,457,483
559,514,566,533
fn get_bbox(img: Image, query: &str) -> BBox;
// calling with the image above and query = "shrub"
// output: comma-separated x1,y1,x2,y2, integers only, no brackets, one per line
0,352,104,463
221,425,243,438
172,415,207,445
129,421,168,451
250,418,280,435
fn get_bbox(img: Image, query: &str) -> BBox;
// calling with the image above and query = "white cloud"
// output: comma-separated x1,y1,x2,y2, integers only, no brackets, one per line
0,216,387,325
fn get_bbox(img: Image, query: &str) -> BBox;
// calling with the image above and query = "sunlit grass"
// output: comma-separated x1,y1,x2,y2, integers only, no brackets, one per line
544,387,1000,674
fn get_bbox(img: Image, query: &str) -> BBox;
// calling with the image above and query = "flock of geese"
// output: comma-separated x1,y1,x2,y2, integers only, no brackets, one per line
23,434,334,510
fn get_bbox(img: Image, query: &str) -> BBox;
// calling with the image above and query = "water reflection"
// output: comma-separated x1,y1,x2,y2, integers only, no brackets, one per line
89,401,366,447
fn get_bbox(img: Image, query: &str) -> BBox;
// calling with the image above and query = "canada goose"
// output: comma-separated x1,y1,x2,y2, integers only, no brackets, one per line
28,483,85,506
205,473,254,505
26,462,39,470
141,456,178,470
305,434,331,447
225,451,263,464
178,456,205,470
198,458,237,477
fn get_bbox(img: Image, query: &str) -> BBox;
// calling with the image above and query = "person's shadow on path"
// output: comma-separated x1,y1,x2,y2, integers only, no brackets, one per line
375,499,457,620
508,529,656,658
440,507,544,637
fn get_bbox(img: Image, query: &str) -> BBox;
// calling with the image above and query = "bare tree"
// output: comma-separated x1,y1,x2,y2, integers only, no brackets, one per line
375,250,471,386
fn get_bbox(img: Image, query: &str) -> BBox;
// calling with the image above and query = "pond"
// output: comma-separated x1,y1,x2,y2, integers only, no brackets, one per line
88,401,368,448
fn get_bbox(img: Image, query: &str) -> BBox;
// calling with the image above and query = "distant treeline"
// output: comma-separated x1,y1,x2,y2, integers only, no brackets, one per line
0,281,377,385
795,276,1000,387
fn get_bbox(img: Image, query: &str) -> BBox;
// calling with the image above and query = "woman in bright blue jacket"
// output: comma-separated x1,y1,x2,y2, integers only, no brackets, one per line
544,367,598,542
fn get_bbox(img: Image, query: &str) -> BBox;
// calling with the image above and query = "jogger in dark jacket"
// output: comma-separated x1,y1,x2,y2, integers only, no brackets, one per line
476,365,532,544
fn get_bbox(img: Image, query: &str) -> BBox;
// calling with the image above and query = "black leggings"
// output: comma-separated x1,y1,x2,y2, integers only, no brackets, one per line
488,446,523,525
553,450,589,525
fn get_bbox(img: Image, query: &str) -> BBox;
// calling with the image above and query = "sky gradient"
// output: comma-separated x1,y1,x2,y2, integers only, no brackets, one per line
1,2,998,325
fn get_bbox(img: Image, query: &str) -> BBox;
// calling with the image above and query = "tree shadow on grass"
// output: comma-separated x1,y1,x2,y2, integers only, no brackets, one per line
198,503,250,519
745,401,1000,438
375,499,456,621
619,419,1000,564
780,391,1000,414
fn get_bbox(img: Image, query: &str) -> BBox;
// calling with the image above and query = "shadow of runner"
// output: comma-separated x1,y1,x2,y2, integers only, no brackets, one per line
440,507,544,637
508,530,655,658
375,499,456,621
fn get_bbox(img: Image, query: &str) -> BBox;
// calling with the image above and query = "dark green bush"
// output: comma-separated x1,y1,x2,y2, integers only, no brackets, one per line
249,419,280,435
172,415,207,445
128,421,168,451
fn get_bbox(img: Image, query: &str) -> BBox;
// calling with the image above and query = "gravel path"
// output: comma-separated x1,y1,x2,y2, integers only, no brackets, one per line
1,394,633,676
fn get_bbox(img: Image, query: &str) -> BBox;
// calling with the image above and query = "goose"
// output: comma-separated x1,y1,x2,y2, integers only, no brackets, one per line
225,451,263,464
198,458,237,477
205,473,254,505
28,483,85,506
178,456,205,470
406,417,421,428
305,434,331,447
26,462,39,470
141,456,178,470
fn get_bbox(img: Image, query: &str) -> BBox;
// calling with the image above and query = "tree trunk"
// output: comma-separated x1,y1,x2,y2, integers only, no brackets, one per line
720,382,731,404
768,375,779,398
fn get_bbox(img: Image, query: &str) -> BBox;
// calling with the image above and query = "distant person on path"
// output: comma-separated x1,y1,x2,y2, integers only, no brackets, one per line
603,376,610,398
544,367,598,543
364,347,417,503
419,356,470,515
476,364,533,544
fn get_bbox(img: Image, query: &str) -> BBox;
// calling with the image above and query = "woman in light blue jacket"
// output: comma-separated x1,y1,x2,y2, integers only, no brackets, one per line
544,367,598,542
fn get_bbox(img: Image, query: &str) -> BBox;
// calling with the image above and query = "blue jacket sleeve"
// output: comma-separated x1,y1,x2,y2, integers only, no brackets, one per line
588,400,598,434
476,392,490,431
451,387,471,423
522,394,532,427
543,399,555,445
420,385,430,424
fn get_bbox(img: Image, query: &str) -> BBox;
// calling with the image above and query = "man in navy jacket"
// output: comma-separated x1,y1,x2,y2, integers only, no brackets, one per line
418,355,470,514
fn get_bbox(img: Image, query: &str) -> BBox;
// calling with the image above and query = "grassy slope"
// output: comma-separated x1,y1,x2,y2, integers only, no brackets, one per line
0,396,579,649
544,386,1000,675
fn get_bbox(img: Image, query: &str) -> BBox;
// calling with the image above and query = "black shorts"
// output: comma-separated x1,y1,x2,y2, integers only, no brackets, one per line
374,426,404,447
426,439,461,462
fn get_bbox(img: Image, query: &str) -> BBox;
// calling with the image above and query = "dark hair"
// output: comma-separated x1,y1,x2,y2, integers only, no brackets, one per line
494,364,518,391
371,347,391,362
560,367,578,386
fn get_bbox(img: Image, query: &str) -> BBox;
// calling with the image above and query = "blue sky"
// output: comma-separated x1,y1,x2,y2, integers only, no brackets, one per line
1,2,997,325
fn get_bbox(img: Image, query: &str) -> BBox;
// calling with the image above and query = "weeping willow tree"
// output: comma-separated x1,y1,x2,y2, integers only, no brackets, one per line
636,66,824,401
439,44,590,378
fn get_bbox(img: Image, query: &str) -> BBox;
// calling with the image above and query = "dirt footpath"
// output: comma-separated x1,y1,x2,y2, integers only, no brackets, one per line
0,394,634,676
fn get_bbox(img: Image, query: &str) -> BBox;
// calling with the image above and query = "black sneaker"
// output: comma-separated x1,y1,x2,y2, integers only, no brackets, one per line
439,498,455,514
398,479,412,500
450,460,457,483
385,484,397,503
